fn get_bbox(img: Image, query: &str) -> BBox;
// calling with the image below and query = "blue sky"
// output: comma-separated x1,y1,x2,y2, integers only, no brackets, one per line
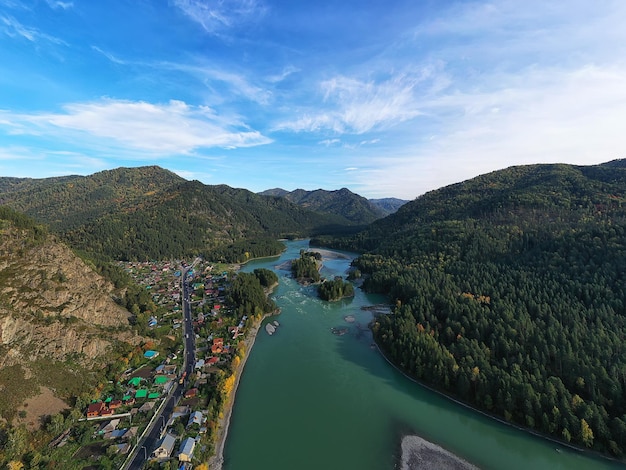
1,0,625,199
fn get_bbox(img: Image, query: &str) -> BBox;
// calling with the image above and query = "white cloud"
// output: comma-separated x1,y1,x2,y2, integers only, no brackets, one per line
318,138,340,147
156,61,272,105
45,0,73,9
1,15,65,44
92,46,126,65
171,0,265,34
0,99,272,155
274,65,444,135
351,64,626,199
267,65,300,83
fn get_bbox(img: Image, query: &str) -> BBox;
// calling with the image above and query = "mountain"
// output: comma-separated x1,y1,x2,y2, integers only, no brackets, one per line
0,207,140,423
0,166,357,261
368,197,408,216
329,161,626,456
258,187,401,224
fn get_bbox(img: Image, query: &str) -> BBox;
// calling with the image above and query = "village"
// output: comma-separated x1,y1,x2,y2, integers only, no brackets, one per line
66,259,251,470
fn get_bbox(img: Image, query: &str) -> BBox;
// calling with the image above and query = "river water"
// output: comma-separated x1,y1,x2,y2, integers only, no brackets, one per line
224,239,622,470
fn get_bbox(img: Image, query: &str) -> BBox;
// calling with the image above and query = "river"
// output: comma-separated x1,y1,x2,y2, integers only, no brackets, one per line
223,239,622,470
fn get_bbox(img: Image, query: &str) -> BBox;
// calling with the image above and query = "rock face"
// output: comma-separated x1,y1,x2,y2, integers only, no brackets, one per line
0,226,137,369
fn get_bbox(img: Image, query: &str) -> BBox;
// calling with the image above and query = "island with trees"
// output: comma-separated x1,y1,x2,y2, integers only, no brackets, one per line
318,276,354,301
291,250,321,283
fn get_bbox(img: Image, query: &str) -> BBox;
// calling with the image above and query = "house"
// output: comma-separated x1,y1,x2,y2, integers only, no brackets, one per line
207,357,219,366
178,437,196,462
211,344,223,354
194,359,205,369
86,402,105,417
153,433,176,459
184,388,198,399
100,419,121,434
109,400,122,410
187,411,204,428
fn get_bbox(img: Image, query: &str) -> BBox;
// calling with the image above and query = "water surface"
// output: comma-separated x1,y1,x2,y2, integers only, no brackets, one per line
224,240,621,470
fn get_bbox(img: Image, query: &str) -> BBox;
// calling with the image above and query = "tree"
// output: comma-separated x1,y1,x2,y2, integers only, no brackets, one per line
581,418,594,448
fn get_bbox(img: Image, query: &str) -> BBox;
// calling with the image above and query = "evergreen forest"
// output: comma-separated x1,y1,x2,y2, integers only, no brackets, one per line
322,161,626,455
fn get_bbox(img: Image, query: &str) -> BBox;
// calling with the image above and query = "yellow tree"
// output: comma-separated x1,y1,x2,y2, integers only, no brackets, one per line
580,418,594,448
7,461,24,470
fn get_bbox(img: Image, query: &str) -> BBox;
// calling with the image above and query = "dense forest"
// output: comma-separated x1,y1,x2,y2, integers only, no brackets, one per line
318,276,354,301
291,251,321,282
227,270,277,317
0,167,362,261
325,161,626,456
259,187,390,223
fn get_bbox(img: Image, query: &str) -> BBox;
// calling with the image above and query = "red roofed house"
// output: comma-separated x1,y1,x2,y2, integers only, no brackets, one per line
87,402,105,417
184,388,198,399
109,400,123,410
207,357,219,365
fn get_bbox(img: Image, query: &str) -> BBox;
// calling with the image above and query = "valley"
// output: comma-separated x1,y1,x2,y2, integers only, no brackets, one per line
1,161,626,468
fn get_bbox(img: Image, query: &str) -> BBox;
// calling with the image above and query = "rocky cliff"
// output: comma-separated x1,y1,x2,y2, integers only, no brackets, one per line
0,225,138,369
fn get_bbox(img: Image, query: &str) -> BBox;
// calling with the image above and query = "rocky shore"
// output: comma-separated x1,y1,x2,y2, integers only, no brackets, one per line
400,435,478,470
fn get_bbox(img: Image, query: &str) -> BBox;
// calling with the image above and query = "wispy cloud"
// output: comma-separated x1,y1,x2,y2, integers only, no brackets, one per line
0,99,272,154
318,138,340,147
91,46,126,65
351,63,626,199
45,0,73,9
0,15,66,45
171,0,266,34
266,65,300,83
275,68,439,134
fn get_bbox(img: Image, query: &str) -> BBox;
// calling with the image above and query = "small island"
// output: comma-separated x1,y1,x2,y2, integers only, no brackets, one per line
318,276,355,301
291,250,321,283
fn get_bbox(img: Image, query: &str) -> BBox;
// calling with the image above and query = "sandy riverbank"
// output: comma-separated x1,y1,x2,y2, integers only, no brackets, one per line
309,247,352,260
400,435,478,470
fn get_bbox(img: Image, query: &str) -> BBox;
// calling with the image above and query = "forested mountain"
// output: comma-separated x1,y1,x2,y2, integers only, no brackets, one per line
324,160,626,456
368,197,408,215
258,187,398,223
0,166,357,261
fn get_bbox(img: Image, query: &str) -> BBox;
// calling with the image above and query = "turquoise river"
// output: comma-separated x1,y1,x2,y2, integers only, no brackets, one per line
223,239,623,470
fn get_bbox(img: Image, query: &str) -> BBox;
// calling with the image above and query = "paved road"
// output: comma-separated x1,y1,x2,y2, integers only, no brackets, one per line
123,267,196,470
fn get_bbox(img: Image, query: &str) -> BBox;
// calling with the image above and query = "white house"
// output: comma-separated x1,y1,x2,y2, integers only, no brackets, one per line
178,437,196,462
152,433,176,459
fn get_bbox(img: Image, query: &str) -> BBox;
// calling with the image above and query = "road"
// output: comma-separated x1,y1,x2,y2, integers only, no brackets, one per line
123,267,196,470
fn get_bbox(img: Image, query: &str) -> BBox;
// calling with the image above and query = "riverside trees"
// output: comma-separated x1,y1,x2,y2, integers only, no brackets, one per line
333,162,626,456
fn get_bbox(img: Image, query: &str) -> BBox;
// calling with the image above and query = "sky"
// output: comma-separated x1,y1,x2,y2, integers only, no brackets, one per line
1,0,625,200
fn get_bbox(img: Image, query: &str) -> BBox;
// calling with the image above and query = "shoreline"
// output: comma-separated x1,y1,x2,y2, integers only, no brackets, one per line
373,339,623,465
207,286,278,470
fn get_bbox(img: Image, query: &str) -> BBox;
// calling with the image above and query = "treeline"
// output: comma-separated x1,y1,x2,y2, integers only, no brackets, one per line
318,276,354,301
207,238,285,263
227,270,277,317
291,251,321,282
0,205,48,242
337,162,626,456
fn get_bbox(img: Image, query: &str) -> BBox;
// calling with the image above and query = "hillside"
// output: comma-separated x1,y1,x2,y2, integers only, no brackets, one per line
0,207,140,425
368,197,408,216
258,187,398,223
331,161,626,456
0,167,356,261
